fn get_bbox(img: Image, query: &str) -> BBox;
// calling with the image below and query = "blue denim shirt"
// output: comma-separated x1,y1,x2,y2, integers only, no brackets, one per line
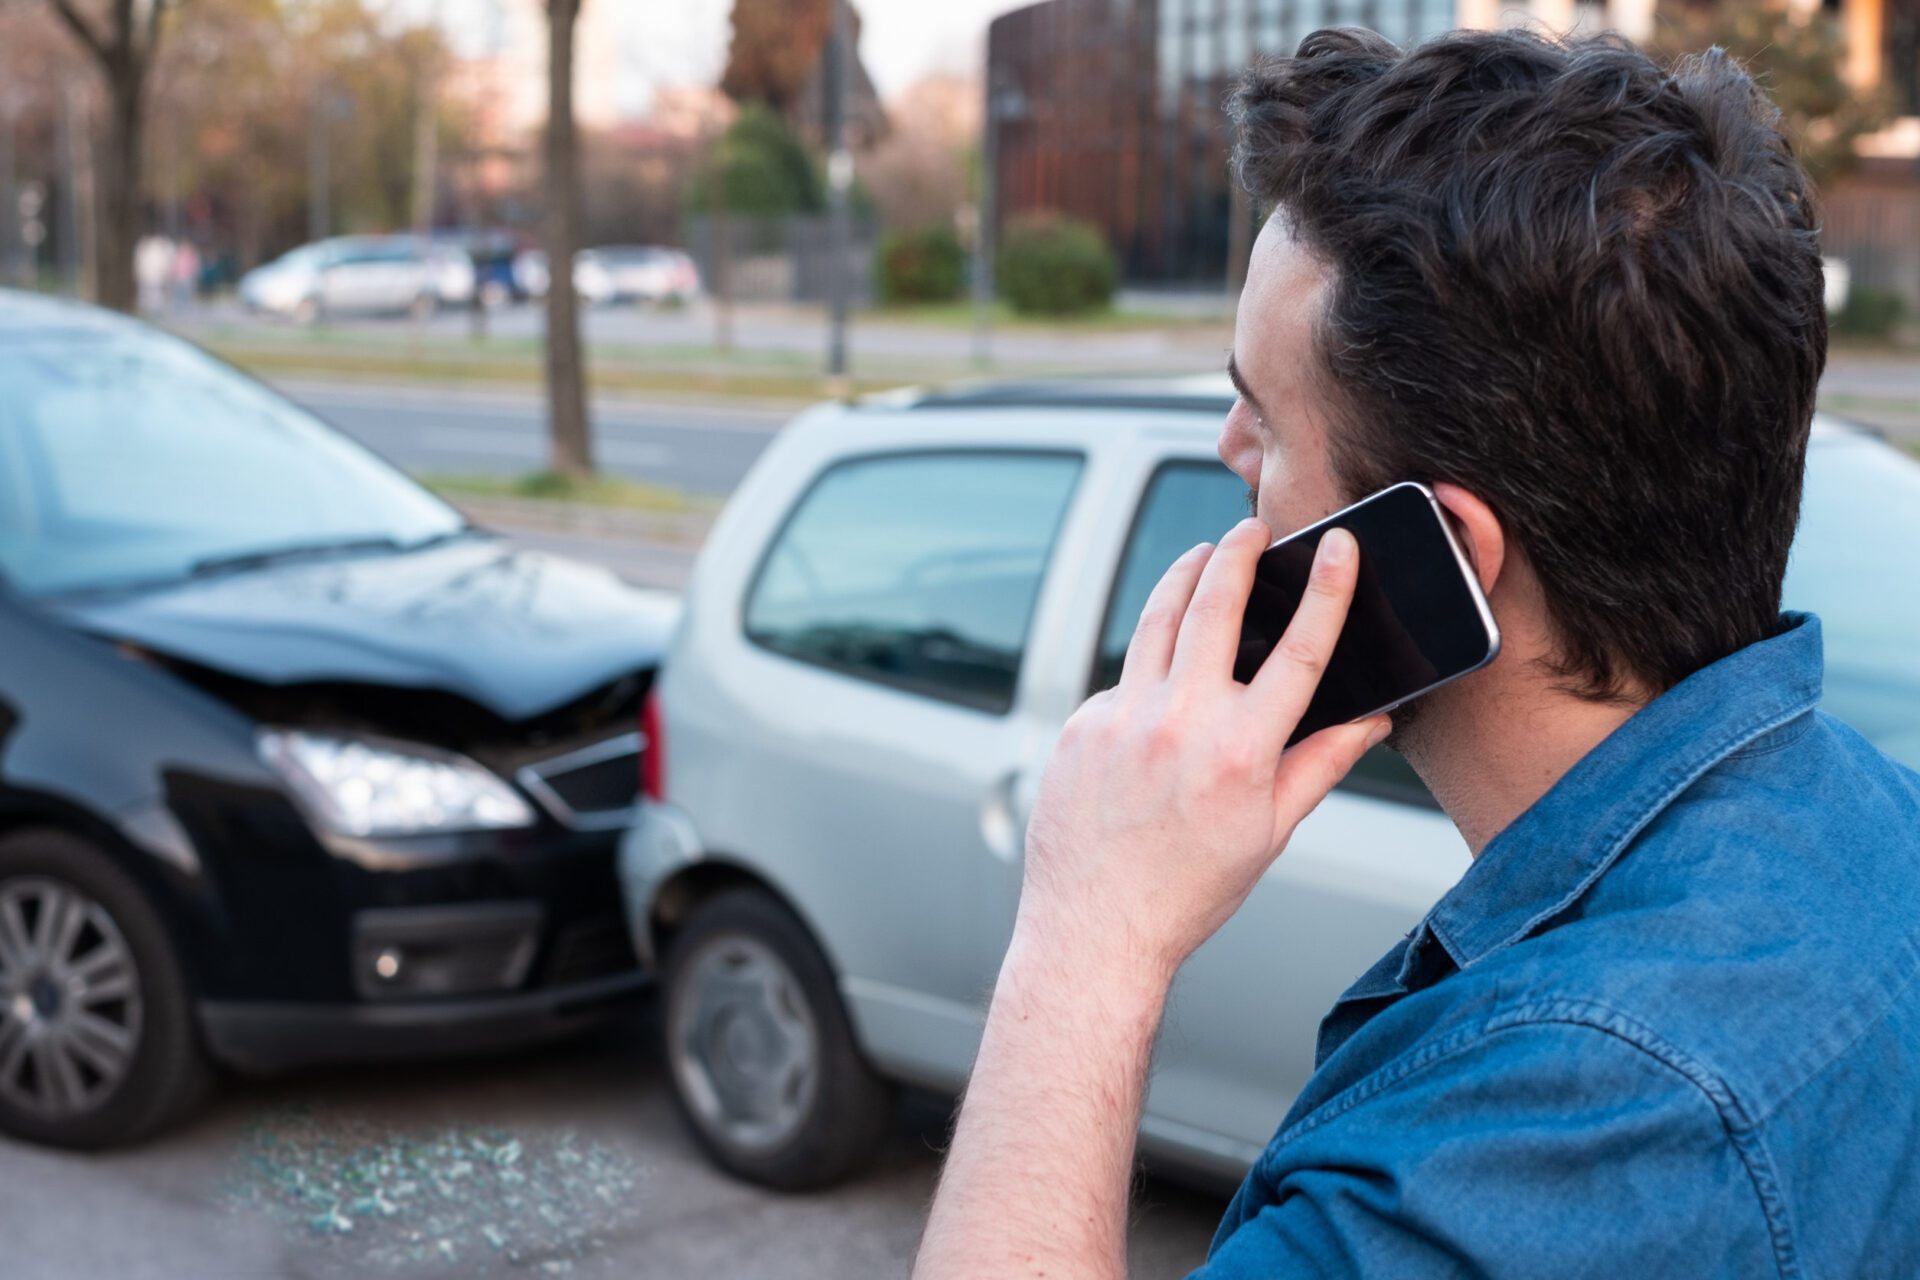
1192,614,1920,1278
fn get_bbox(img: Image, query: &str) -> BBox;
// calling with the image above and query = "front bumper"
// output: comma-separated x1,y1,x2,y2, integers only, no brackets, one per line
199,968,650,1074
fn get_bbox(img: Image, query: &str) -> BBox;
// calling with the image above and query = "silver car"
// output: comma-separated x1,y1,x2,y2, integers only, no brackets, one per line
619,378,1920,1190
239,235,474,324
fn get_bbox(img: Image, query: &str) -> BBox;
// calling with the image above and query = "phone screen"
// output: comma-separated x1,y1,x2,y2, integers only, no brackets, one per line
1234,482,1499,745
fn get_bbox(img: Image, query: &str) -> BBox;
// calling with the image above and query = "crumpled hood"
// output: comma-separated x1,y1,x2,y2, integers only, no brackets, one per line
53,536,681,722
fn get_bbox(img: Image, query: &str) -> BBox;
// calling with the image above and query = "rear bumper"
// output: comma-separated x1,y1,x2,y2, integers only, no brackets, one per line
198,969,651,1074
616,800,706,968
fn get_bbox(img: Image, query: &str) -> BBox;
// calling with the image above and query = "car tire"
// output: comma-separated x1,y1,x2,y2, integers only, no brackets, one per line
660,887,896,1190
0,829,212,1149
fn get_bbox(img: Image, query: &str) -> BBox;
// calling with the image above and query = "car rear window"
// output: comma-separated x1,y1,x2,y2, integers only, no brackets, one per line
745,449,1083,714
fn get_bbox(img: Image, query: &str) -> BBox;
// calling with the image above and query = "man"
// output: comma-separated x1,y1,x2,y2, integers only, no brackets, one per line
915,26,1920,1279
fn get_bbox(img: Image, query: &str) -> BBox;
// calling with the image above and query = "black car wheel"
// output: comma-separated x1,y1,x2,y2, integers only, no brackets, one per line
661,887,896,1190
0,830,210,1148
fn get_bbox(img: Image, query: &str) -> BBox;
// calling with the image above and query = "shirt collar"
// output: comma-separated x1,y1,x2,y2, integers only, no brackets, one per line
1419,611,1825,975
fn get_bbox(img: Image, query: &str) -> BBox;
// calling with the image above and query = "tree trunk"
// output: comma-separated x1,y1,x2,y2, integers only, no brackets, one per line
543,0,592,479
95,62,144,313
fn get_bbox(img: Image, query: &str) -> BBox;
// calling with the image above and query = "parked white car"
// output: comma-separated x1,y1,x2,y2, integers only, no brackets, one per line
578,246,700,306
619,377,1920,1191
513,246,699,308
239,235,474,324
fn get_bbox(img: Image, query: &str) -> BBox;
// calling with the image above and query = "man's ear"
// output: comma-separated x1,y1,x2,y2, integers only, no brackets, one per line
1431,482,1504,596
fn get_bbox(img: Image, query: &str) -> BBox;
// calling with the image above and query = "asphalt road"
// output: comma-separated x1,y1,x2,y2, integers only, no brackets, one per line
281,379,791,496
280,357,1920,513
0,1003,1225,1279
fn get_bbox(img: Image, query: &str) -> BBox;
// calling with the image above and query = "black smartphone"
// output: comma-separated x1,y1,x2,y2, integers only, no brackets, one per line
1234,481,1500,745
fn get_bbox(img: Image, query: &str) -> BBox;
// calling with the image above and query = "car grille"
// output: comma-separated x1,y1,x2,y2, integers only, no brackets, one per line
516,731,643,829
542,913,641,987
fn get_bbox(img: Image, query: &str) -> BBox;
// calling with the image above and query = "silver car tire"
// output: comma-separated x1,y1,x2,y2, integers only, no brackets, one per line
0,830,210,1149
660,887,896,1190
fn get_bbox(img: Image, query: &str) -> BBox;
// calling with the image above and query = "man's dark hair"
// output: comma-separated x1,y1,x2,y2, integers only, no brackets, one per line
1231,27,1826,700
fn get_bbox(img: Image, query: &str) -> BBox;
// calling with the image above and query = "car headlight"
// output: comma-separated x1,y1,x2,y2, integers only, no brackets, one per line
258,729,536,838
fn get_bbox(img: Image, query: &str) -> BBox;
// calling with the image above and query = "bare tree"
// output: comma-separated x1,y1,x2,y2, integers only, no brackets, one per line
45,0,173,312
543,0,592,478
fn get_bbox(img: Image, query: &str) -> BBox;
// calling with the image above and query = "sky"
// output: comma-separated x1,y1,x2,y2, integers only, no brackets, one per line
394,0,1038,116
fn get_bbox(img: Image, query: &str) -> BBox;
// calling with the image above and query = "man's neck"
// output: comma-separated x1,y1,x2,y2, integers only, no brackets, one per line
1402,673,1650,857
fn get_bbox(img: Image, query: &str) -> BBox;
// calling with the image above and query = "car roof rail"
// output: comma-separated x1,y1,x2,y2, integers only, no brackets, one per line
892,376,1235,417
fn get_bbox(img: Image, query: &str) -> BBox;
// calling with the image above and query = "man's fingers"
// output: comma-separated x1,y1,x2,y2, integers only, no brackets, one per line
1119,541,1215,687
1169,517,1271,681
1272,715,1392,830
1248,527,1360,729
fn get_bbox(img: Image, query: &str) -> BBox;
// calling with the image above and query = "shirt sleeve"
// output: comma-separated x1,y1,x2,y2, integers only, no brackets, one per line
1186,1018,1781,1279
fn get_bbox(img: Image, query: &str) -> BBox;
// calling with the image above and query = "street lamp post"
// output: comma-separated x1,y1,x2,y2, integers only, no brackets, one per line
309,87,330,243
972,63,1000,370
0,95,17,288
823,0,852,396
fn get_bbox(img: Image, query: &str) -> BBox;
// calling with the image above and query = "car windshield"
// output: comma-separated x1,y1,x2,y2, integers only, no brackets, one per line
271,243,326,271
0,321,463,597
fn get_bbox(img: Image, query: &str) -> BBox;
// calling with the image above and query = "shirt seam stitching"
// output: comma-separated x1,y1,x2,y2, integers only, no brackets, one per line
1723,713,1817,760
1488,1000,1801,1279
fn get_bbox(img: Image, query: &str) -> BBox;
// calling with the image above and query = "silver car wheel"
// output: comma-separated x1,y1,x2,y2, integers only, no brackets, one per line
668,932,820,1155
0,877,144,1120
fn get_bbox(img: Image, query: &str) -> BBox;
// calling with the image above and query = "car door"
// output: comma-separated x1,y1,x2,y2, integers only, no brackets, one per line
706,445,1088,1089
1079,454,1470,1177
318,243,385,313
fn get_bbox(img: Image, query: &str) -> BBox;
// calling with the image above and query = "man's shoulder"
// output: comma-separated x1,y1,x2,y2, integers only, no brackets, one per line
1312,706,1920,1127
1483,707,1920,1114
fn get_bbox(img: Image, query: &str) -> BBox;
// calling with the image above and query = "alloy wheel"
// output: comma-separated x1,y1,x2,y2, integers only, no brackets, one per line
0,877,144,1121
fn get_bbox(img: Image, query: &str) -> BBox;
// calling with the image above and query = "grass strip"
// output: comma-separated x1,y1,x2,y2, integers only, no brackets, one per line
421,470,707,513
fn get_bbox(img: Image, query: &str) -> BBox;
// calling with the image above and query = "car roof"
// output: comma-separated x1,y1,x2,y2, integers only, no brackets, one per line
890,372,1236,417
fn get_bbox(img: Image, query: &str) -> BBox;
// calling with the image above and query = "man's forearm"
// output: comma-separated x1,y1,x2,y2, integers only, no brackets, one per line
914,922,1172,1279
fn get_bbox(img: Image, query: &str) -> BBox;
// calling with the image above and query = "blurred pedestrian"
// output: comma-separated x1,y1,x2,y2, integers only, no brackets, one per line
168,238,199,312
135,233,171,313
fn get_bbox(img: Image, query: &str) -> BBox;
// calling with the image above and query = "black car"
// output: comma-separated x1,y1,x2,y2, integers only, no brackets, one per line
0,291,677,1147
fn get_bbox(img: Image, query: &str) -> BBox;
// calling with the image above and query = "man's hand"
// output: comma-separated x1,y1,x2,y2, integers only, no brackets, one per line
914,516,1386,1279
1015,515,1390,985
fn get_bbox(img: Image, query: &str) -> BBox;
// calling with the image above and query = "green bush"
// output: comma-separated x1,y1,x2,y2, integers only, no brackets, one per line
875,226,968,305
1834,285,1904,340
995,214,1117,316
686,103,824,216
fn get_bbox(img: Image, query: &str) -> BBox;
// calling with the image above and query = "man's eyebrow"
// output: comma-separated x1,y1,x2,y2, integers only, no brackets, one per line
1226,353,1267,420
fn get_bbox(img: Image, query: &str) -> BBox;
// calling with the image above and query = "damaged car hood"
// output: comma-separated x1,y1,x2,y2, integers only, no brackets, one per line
51,534,681,722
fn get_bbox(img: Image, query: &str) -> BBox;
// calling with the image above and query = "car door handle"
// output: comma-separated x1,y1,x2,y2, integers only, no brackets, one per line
979,769,1032,864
